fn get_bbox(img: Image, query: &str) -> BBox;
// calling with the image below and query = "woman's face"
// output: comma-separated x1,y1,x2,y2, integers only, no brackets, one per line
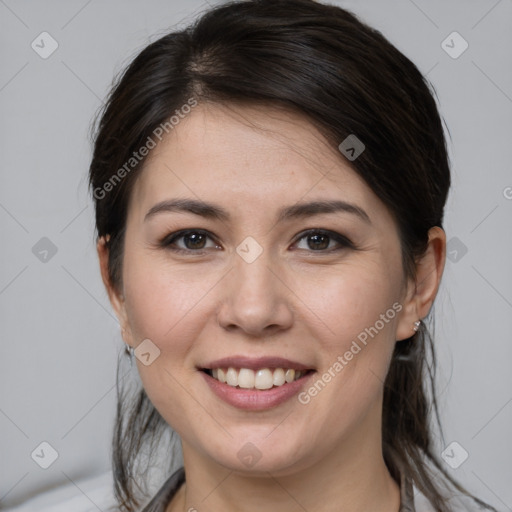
107,103,419,475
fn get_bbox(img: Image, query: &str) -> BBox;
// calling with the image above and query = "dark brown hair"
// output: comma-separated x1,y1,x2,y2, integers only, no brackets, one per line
89,1,496,510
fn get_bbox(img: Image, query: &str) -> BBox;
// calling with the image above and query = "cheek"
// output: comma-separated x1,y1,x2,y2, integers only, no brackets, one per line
120,254,215,423
122,250,219,344
293,262,401,349
294,264,400,419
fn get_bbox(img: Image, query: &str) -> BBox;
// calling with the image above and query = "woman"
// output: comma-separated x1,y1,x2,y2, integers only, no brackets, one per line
89,1,497,510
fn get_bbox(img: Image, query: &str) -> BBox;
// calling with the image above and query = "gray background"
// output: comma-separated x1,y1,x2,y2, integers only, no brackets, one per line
1,0,511,509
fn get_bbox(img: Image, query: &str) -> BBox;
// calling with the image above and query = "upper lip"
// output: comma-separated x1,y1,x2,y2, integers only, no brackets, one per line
200,356,314,371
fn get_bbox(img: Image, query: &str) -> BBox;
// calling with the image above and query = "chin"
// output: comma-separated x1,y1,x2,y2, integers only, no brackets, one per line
204,430,313,477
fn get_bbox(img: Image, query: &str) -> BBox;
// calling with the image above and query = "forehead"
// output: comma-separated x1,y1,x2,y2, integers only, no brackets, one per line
129,103,384,222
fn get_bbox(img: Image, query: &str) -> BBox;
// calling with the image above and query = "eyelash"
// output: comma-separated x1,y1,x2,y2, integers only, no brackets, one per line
159,228,355,255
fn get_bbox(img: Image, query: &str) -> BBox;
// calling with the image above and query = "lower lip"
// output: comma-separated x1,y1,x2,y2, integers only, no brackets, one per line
200,370,315,411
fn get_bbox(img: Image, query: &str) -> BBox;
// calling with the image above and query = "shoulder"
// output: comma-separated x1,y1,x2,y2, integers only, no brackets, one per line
2,471,117,512
3,468,186,512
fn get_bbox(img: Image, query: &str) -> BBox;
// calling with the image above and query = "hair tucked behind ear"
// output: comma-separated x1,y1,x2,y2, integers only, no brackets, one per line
89,1,497,510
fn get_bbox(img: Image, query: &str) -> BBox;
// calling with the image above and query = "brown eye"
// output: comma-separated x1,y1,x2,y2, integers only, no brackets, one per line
182,232,207,250
293,229,354,252
161,230,221,253
305,233,330,250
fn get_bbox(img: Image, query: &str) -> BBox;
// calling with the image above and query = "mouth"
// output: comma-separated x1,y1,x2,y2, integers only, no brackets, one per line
200,367,315,390
197,356,316,410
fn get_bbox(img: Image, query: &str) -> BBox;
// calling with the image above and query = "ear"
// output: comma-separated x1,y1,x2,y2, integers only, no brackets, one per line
396,226,446,341
97,236,134,346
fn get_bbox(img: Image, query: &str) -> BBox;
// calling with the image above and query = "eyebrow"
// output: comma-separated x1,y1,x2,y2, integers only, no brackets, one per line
144,198,371,225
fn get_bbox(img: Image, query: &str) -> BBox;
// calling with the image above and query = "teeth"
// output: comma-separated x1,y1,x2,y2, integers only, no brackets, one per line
226,367,238,386
255,368,273,390
208,367,306,389
238,368,255,389
273,368,285,386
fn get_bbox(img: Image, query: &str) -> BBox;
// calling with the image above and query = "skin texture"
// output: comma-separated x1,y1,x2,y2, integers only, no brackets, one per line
97,103,446,512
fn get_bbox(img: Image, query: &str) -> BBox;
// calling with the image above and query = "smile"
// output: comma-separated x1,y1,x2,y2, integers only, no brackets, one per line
199,356,316,410
203,367,310,390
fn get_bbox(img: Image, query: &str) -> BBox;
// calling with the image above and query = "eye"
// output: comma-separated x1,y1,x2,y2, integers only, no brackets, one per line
160,229,221,253
292,229,354,252
159,228,354,255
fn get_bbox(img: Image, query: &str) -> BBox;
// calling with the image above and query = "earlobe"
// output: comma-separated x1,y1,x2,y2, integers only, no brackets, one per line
395,226,446,341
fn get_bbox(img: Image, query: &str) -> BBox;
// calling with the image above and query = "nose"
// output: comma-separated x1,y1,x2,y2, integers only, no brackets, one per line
216,251,294,338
